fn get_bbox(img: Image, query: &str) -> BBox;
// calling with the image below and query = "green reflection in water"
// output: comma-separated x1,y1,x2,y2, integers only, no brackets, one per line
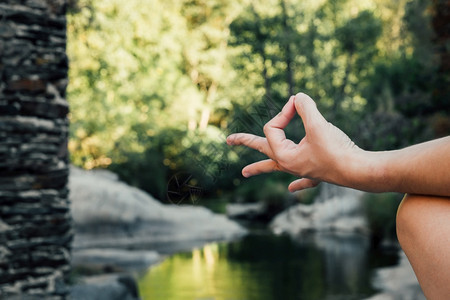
139,234,391,300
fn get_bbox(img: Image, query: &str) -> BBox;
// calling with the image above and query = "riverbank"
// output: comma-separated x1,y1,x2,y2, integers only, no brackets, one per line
68,166,246,299
68,168,424,299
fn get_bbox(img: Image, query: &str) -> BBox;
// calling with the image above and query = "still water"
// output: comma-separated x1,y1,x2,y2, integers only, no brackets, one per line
138,232,398,300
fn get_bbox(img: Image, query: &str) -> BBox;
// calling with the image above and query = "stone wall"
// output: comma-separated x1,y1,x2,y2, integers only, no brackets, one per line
0,1,71,299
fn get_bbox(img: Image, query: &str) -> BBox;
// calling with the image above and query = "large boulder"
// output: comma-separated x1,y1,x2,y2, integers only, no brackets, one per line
69,167,246,252
270,184,368,236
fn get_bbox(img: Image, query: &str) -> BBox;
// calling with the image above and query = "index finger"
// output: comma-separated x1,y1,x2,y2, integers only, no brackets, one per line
226,133,273,157
263,96,296,151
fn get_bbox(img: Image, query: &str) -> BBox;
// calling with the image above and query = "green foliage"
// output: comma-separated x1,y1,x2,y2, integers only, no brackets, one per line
67,0,442,202
363,193,404,247
336,10,382,55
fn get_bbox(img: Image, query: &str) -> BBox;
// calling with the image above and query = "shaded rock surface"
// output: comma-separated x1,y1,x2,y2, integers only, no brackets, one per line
270,184,368,235
71,274,139,300
72,248,160,272
69,167,246,252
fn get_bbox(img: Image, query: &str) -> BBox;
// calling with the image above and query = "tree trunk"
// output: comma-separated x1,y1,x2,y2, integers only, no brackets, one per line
0,1,71,298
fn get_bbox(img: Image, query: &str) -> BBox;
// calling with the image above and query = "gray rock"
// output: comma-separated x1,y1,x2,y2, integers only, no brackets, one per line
365,251,425,300
69,167,246,251
71,274,139,300
226,202,266,219
72,248,160,272
270,184,368,235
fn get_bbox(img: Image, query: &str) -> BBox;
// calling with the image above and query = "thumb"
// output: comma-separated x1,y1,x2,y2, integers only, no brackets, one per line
288,178,320,192
294,93,326,132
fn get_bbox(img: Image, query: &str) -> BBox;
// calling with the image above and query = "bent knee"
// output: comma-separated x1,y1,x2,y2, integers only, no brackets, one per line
396,194,425,242
396,194,450,299
396,194,450,248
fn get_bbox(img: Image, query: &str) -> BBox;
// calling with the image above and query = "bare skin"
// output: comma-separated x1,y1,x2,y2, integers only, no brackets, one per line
397,194,450,299
227,93,450,299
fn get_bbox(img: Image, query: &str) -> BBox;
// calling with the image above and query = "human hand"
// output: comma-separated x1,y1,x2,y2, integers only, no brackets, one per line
227,93,360,192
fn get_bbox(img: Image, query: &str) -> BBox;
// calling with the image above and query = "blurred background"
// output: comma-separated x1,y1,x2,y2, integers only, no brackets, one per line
65,0,449,299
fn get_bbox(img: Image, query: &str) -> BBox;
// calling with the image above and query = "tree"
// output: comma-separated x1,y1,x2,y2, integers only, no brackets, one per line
67,0,443,201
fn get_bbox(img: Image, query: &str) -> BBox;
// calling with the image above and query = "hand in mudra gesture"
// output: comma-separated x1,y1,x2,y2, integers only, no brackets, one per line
228,93,450,299
227,93,359,192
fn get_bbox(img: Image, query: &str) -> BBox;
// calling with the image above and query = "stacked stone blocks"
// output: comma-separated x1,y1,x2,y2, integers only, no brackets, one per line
0,1,71,298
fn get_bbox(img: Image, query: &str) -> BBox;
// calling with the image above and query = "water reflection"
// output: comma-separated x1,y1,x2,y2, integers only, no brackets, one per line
139,233,397,300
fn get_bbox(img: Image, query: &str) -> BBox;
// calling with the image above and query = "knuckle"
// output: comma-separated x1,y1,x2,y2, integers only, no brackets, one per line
257,145,264,153
277,157,289,169
263,123,271,135
273,163,282,172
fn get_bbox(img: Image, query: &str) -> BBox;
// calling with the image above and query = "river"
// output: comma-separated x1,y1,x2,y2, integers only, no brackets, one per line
138,230,399,300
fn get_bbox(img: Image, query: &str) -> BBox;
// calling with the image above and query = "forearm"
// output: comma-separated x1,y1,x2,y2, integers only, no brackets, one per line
340,137,450,196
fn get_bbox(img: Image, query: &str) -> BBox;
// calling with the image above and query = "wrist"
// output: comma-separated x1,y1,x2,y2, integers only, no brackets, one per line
339,148,393,193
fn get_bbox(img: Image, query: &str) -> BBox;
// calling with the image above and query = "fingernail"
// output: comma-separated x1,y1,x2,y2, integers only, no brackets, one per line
242,171,249,178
